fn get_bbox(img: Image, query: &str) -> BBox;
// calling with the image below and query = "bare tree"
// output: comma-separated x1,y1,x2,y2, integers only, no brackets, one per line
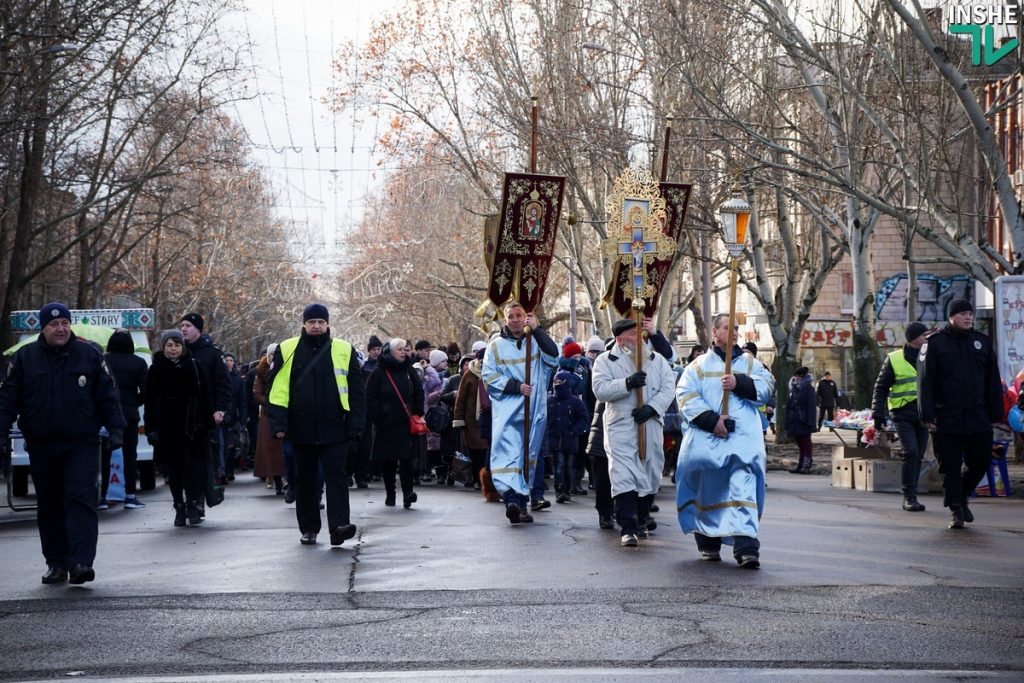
0,0,248,348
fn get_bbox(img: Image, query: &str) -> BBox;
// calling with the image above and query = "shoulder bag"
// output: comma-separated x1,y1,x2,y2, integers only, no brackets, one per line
385,369,430,436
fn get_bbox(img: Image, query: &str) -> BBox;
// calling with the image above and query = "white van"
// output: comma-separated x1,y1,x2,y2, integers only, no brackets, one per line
4,308,157,508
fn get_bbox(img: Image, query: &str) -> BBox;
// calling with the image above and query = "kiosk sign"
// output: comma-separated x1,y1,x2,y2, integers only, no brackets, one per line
994,276,1024,383
10,308,155,332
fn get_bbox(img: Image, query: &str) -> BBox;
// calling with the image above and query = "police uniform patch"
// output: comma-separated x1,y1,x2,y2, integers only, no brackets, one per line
974,340,982,350
78,375,87,387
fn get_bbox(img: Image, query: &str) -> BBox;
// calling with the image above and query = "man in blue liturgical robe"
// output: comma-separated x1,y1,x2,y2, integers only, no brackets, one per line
675,313,775,568
482,302,558,524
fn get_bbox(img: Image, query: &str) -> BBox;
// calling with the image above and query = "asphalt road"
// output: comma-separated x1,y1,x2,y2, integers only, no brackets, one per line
0,471,1021,682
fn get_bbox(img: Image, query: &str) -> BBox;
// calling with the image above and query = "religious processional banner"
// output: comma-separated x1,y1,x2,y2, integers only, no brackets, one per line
646,181,693,314
601,169,682,316
485,172,566,312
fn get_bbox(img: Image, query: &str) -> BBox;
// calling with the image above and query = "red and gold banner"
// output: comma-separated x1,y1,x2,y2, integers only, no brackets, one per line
485,172,565,313
645,181,693,314
602,171,690,316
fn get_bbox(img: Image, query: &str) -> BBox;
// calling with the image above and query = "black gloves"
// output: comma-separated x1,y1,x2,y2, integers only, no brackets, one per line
625,372,647,390
632,405,658,423
108,430,123,451
873,417,885,431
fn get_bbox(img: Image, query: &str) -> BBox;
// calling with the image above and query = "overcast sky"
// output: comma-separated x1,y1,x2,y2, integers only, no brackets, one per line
230,0,403,274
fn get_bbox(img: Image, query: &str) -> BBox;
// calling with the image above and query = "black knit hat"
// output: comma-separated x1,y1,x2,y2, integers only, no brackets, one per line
180,312,204,332
905,321,928,342
302,303,329,323
367,335,383,350
947,298,973,318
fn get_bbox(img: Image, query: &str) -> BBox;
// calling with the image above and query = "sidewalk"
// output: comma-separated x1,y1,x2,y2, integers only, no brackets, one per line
765,428,1024,498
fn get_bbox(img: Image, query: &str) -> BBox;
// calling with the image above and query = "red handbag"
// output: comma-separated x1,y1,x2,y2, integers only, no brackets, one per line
385,369,429,436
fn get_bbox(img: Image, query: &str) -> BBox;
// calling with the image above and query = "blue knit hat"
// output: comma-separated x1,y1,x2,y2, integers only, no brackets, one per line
39,302,71,327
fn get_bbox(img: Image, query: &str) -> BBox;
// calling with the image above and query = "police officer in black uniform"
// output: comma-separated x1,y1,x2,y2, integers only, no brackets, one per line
917,299,1003,529
0,302,125,584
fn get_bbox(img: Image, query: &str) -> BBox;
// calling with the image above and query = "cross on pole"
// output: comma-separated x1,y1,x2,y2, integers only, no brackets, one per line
603,179,676,464
619,226,660,301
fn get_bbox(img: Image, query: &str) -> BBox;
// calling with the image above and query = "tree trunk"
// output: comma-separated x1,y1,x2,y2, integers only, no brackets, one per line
1,71,51,349
771,352,799,445
849,211,879,409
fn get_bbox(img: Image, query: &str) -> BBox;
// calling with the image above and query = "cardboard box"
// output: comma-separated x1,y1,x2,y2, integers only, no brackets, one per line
863,459,902,493
832,459,855,488
832,445,890,464
853,459,868,490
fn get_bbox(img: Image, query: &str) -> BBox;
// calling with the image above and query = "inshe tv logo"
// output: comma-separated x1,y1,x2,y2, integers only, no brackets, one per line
948,4,1020,66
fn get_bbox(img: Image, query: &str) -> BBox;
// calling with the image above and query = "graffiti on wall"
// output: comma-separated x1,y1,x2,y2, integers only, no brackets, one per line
874,273,972,322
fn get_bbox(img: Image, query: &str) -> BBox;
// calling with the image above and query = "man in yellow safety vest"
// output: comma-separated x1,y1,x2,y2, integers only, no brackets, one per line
871,321,930,512
267,303,366,547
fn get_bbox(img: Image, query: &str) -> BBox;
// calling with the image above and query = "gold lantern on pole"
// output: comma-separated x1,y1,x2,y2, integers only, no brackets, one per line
717,190,751,415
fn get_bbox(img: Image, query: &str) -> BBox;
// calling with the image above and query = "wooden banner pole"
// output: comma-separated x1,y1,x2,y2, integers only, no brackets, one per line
720,257,739,415
635,306,646,462
659,115,673,183
523,96,538,487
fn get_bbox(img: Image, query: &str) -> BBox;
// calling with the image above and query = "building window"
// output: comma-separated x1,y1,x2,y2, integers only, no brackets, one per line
840,272,854,314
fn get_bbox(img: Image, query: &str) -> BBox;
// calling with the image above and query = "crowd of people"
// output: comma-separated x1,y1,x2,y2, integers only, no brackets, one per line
0,296,1004,585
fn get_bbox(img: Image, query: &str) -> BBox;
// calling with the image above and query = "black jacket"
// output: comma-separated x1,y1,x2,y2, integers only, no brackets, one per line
186,334,231,415
0,333,125,446
366,353,424,461
816,378,838,407
871,344,921,425
785,375,817,436
225,369,248,428
586,402,607,458
144,351,211,461
244,365,259,426
267,330,366,445
917,323,1002,434
104,331,147,423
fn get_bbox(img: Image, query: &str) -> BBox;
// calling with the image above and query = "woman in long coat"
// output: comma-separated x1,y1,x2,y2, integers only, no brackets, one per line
366,338,425,508
785,367,818,474
145,329,211,527
453,353,490,493
252,348,285,494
